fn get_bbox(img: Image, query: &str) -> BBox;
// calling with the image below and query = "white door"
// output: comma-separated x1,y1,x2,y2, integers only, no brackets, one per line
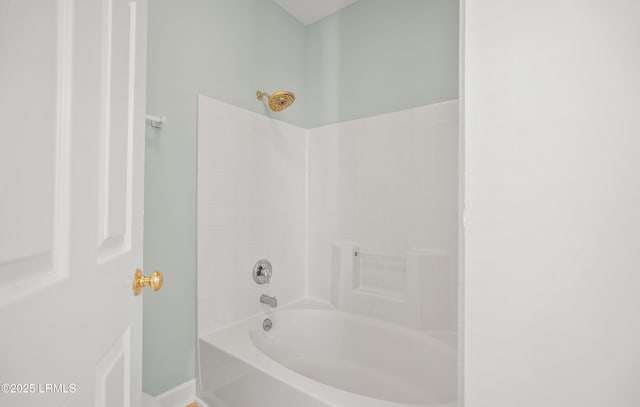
0,0,149,406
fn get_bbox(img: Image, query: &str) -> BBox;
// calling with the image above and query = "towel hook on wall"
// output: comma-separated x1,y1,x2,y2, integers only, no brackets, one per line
145,114,166,128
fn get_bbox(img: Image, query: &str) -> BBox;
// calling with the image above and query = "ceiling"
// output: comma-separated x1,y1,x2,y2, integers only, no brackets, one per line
272,0,359,26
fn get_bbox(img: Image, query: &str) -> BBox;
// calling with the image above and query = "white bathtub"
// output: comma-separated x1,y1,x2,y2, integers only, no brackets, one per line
199,302,457,407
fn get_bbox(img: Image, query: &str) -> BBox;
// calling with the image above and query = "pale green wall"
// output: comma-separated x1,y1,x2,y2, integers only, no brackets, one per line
143,0,306,396
306,0,459,127
143,0,458,396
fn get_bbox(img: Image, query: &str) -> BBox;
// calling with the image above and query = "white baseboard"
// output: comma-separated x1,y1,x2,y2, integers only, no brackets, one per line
155,379,197,407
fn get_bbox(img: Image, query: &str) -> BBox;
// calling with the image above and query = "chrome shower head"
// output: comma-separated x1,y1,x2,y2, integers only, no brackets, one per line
256,90,295,112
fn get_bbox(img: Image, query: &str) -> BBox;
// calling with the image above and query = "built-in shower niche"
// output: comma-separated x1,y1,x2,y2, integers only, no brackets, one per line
353,251,406,299
331,242,454,332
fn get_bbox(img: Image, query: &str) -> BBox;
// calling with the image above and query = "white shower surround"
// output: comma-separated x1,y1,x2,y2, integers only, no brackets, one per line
307,101,459,331
197,95,459,335
197,95,459,406
197,96,308,334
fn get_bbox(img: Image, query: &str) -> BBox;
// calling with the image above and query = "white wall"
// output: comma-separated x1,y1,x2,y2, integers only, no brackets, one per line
197,96,307,334
464,1,640,406
308,101,459,331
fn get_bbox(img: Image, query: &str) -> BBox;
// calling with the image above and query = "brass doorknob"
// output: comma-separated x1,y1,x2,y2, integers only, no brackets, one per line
133,269,163,296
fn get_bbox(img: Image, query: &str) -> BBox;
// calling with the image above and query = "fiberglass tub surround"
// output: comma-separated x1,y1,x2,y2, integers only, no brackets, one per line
200,302,457,407
197,96,459,335
197,96,459,406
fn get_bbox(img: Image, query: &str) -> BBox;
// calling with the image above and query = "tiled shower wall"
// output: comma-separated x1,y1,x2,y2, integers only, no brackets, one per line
308,101,459,331
197,96,307,335
197,96,458,334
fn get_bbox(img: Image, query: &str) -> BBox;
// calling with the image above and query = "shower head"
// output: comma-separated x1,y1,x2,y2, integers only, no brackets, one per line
256,90,295,112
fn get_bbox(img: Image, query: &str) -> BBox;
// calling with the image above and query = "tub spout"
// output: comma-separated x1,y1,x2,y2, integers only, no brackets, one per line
260,294,278,308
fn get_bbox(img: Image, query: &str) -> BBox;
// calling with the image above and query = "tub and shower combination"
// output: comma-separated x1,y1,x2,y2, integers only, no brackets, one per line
196,95,459,406
199,302,457,407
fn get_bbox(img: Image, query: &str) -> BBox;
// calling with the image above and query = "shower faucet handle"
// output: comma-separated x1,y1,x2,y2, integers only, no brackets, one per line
253,259,272,284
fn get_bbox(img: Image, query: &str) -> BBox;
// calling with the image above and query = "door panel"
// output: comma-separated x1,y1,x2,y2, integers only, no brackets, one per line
98,0,136,260
95,327,131,407
0,0,72,305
